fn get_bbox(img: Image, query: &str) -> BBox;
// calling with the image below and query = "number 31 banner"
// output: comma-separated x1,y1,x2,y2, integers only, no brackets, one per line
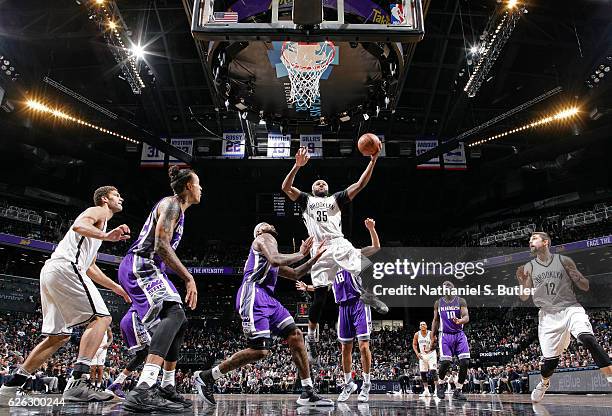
300,134,322,158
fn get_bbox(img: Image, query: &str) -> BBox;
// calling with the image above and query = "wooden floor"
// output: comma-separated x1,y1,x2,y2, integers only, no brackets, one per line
2,392,611,415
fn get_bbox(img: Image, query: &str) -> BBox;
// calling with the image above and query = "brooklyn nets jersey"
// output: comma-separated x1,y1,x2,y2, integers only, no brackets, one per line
297,190,350,243
417,330,433,354
48,211,107,271
530,254,579,310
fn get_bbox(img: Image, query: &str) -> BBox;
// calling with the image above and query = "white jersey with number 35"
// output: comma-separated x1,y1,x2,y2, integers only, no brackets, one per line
297,190,350,244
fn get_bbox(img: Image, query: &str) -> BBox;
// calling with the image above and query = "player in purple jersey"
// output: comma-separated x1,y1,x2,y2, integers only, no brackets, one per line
431,281,470,401
120,166,201,413
194,222,333,407
297,218,380,403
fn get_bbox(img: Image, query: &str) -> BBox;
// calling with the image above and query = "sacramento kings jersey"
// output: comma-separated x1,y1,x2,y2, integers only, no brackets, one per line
332,269,362,304
128,197,184,263
438,297,463,334
241,245,279,294
297,190,350,243
417,330,432,353
48,211,107,271
530,254,579,310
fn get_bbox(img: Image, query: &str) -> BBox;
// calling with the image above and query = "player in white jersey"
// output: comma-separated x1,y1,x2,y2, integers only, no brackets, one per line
412,322,439,397
282,146,386,357
0,186,132,405
516,232,612,402
90,327,113,388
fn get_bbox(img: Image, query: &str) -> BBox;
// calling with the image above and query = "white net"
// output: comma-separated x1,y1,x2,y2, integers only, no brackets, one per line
280,41,335,109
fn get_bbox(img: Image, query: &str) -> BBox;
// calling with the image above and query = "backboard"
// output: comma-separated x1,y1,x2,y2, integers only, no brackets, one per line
192,0,425,42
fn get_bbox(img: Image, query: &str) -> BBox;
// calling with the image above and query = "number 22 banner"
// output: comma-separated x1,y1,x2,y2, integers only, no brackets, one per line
299,134,322,158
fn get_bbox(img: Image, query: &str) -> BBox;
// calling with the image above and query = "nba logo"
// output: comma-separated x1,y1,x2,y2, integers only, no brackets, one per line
390,4,406,25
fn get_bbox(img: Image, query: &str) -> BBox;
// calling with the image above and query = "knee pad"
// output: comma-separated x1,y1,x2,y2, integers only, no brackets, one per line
308,287,329,323
280,324,298,340
420,372,429,383
149,302,187,358
165,320,188,362
578,333,611,368
458,359,469,383
540,357,559,378
438,360,451,379
247,336,273,350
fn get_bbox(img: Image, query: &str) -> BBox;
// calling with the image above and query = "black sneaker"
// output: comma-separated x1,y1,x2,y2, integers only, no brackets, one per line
193,370,216,405
452,389,467,401
296,386,334,406
360,291,389,314
158,384,193,408
436,385,446,400
123,383,184,413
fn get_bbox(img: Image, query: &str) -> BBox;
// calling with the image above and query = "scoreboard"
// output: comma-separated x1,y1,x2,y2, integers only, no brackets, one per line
296,302,309,318
256,193,301,217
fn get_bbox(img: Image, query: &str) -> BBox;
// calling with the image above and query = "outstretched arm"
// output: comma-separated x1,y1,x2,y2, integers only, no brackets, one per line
361,218,380,257
282,147,309,201
296,281,315,292
560,255,589,291
279,241,327,280
154,197,197,309
256,233,312,267
72,207,130,242
346,148,380,200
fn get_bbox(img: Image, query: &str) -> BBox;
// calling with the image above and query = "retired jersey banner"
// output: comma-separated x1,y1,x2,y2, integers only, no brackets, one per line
300,134,323,158
416,139,440,169
140,139,165,168
267,133,291,158
169,138,193,167
443,142,467,170
222,132,245,158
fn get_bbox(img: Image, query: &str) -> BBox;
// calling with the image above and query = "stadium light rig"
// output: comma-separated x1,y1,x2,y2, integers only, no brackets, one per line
25,99,140,144
468,107,579,148
464,1,526,98
84,0,147,94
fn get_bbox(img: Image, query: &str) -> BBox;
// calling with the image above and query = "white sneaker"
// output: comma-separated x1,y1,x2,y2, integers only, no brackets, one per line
358,382,371,403
420,389,431,397
0,385,19,407
530,380,550,403
338,381,358,402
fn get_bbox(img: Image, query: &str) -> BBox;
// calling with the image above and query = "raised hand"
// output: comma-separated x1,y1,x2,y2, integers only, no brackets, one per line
364,218,376,230
516,265,528,285
105,224,131,242
313,238,328,261
295,146,310,167
371,141,382,161
300,236,314,256
185,277,198,310
296,281,308,292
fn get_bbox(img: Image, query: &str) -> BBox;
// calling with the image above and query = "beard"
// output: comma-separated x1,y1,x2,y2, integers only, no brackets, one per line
313,189,328,197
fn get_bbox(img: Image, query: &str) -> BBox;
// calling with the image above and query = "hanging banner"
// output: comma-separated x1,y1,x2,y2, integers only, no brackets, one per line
416,140,440,169
267,133,291,158
443,142,467,170
299,134,323,158
140,139,165,168
169,138,194,167
222,132,246,158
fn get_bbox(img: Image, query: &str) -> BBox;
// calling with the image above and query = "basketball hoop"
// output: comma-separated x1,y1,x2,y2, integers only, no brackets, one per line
280,41,336,109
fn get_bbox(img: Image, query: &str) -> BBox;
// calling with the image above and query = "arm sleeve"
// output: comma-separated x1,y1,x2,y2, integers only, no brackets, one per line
333,189,351,206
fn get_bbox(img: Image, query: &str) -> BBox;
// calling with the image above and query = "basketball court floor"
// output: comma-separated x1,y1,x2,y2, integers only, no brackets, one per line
4,393,611,415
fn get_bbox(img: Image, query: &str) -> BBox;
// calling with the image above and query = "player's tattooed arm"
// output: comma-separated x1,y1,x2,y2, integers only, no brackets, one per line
454,297,470,325
282,147,308,201
346,147,380,200
516,262,533,301
560,255,589,291
430,300,439,342
257,233,313,267
279,240,327,280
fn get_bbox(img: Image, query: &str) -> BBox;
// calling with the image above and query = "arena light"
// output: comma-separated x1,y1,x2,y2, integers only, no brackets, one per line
25,99,140,144
131,44,145,60
468,107,579,148
507,0,518,9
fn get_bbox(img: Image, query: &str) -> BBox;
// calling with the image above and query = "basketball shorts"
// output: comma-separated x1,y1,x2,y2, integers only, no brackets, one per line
337,298,372,344
538,306,594,359
236,283,295,342
120,308,152,352
91,347,107,366
439,331,470,361
310,237,370,288
419,351,438,372
40,260,110,336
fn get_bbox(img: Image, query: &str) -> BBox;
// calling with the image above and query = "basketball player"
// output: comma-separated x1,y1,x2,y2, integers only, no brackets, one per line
106,306,152,399
297,218,380,403
90,326,113,388
193,223,333,407
119,166,201,413
282,146,387,358
516,232,612,402
412,321,438,397
431,281,469,401
0,186,132,405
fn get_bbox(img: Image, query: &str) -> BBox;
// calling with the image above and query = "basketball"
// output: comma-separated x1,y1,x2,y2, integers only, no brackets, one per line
358,133,381,156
